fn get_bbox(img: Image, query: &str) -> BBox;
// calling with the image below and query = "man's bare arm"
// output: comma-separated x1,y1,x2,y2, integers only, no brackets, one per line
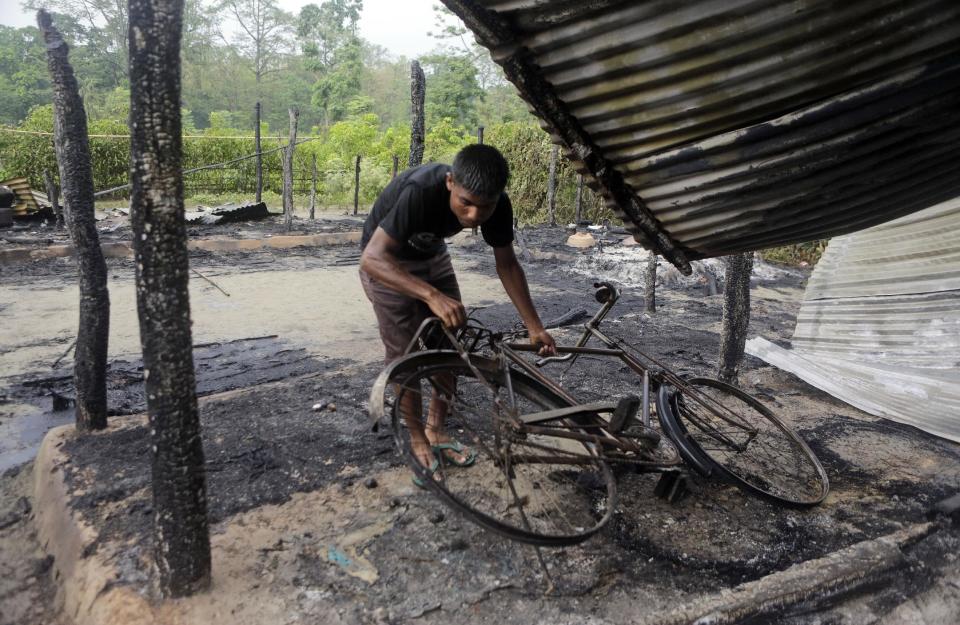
493,244,557,355
359,227,466,328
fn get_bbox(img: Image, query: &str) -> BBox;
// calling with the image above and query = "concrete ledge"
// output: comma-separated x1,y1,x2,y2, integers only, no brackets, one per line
34,422,156,625
0,232,362,264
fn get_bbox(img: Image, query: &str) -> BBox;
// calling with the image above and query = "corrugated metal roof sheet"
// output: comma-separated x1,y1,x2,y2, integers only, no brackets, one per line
443,0,960,273
746,198,960,442
0,177,51,216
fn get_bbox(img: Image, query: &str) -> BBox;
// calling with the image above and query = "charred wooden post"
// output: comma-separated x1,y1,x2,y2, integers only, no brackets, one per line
644,252,657,313
282,107,299,231
392,155,399,178
546,143,558,226
43,168,64,228
309,153,317,220
254,101,262,202
575,174,583,225
718,252,754,384
38,10,109,432
353,154,361,215
409,60,425,168
127,0,211,597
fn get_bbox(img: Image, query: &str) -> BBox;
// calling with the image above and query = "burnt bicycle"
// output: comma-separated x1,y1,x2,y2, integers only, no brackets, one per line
368,282,829,547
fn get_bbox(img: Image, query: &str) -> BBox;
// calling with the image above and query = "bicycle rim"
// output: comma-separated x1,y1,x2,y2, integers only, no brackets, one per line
664,377,828,506
388,352,617,546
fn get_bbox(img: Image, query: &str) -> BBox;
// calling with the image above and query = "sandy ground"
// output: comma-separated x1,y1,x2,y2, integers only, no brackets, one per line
0,461,66,625
2,221,960,624
0,244,553,473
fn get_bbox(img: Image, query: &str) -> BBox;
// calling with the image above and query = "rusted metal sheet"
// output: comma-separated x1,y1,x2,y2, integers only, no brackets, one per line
444,0,960,272
0,177,52,216
747,198,960,442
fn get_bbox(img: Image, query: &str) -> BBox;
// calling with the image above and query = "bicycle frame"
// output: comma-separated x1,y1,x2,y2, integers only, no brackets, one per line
394,282,759,469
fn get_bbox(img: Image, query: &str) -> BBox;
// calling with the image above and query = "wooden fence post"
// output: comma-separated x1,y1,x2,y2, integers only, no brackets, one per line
283,107,299,231
353,155,361,215
477,126,484,144
309,153,317,220
254,101,262,202
38,10,109,433
574,174,583,225
392,155,399,178
409,60,425,168
547,144,558,226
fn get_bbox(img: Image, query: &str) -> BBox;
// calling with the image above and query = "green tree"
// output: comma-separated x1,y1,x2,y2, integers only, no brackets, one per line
24,0,129,86
421,53,483,129
297,0,363,126
423,117,470,163
311,37,362,124
0,25,51,124
360,44,409,128
215,0,294,98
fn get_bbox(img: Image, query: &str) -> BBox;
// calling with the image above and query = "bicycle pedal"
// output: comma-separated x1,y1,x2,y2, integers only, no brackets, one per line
608,395,641,433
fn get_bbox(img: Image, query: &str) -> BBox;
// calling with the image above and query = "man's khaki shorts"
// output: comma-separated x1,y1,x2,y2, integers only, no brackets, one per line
359,252,461,364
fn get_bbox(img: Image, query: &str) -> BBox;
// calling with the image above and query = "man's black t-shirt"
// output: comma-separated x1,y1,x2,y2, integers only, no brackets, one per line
360,163,513,260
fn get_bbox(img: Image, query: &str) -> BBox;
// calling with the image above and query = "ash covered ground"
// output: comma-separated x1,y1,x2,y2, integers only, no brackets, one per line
2,221,959,624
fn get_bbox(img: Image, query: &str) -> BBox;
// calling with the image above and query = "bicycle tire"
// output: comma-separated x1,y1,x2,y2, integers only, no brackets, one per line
658,377,829,507
383,351,617,546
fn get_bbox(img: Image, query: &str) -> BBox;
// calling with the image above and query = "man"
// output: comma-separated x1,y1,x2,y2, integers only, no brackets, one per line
359,144,556,482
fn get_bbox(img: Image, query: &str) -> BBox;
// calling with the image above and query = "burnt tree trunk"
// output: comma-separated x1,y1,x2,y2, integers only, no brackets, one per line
38,10,109,432
409,60,425,168
43,169,64,228
717,252,754,384
254,101,262,203
644,252,657,313
309,153,317,220
546,144,558,226
127,0,211,598
283,107,299,232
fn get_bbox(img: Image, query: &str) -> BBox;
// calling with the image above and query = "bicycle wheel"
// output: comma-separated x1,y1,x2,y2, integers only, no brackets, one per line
385,351,617,546
659,377,829,507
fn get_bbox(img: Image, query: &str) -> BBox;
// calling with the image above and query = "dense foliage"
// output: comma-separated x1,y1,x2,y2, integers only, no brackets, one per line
0,103,608,223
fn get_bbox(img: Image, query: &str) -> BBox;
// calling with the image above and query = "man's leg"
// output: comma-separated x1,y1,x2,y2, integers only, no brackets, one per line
360,265,444,474
396,383,435,471
421,372,473,466
422,254,473,466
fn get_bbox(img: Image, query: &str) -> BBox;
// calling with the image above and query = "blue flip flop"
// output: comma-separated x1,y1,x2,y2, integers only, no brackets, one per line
412,458,442,489
431,441,476,467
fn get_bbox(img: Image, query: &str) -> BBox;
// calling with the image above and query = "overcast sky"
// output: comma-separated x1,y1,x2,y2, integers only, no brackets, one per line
2,0,444,59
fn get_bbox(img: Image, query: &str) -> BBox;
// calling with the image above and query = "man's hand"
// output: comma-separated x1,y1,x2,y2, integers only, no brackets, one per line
427,290,467,329
529,327,557,357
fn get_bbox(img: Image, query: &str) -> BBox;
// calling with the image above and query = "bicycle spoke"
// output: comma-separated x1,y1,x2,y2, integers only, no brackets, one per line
670,379,827,505
388,356,616,544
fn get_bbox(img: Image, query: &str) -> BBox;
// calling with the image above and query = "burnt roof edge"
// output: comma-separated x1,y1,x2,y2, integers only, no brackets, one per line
440,0,693,275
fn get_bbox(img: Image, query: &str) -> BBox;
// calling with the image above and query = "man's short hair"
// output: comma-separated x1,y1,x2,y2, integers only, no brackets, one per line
451,144,509,200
